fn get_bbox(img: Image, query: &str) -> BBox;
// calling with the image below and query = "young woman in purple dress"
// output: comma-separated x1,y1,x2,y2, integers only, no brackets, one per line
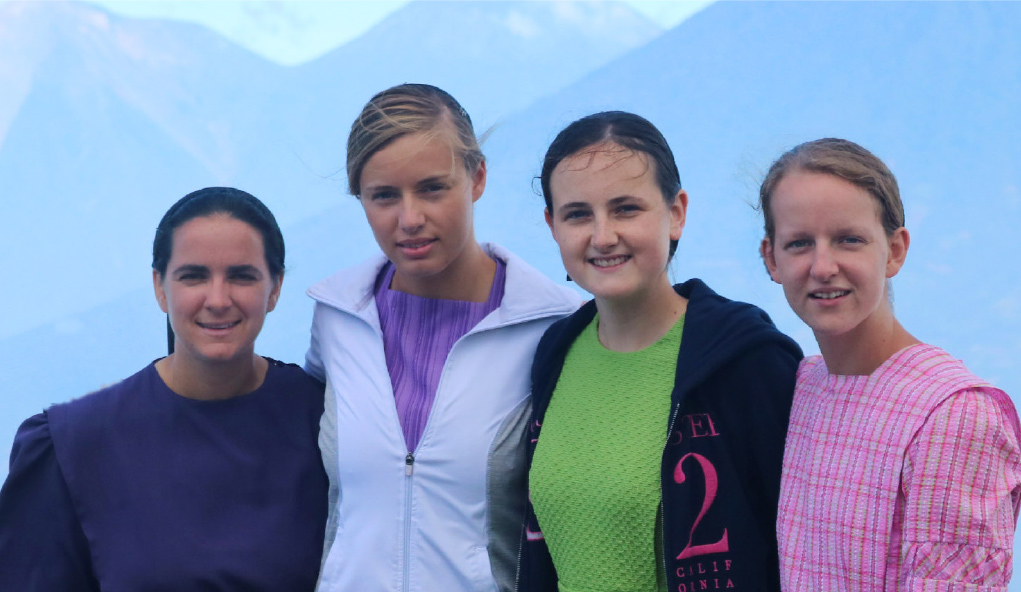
0,187,328,591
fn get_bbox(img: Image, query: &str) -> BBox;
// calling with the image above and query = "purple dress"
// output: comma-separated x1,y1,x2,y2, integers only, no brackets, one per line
0,359,328,592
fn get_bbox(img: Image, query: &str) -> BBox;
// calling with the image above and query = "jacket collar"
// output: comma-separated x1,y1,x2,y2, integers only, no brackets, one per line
306,243,581,329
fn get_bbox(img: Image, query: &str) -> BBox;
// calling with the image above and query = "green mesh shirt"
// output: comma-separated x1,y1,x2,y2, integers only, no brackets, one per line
530,314,684,592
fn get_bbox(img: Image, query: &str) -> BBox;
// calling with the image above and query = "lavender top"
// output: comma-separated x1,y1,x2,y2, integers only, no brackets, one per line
375,258,506,452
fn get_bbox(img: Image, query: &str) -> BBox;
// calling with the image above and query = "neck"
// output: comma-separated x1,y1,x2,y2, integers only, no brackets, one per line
594,278,687,352
392,241,495,302
156,352,267,401
816,308,919,375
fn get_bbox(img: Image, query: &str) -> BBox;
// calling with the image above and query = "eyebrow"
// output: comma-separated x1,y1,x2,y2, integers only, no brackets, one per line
171,264,208,276
171,264,262,276
556,195,639,212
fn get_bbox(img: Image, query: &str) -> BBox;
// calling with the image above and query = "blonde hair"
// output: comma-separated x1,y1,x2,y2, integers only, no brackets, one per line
347,83,484,196
759,138,905,242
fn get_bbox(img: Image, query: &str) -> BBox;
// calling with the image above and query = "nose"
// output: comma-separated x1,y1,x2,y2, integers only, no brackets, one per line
399,196,425,232
809,246,839,281
205,277,232,311
591,216,618,250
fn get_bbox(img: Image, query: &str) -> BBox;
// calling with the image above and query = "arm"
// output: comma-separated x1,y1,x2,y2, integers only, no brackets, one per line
304,304,327,382
0,413,100,591
734,344,800,592
316,376,341,579
899,388,1021,591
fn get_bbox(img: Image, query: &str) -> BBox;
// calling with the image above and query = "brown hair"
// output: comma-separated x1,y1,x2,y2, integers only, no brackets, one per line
759,138,904,242
346,83,484,196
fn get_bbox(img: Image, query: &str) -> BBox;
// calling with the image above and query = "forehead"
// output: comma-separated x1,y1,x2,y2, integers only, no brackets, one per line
771,171,883,230
550,143,654,201
361,129,460,183
169,215,265,264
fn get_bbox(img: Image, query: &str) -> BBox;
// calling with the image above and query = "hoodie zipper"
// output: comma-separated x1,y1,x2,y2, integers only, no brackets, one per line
660,400,683,587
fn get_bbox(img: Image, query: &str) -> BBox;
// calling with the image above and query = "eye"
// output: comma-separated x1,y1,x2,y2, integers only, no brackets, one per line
561,208,591,222
614,203,642,216
840,235,867,245
370,189,398,201
230,272,258,283
421,182,447,194
228,267,262,283
783,238,812,251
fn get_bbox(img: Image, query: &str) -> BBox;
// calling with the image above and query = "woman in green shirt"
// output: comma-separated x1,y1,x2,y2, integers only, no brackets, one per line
519,111,802,592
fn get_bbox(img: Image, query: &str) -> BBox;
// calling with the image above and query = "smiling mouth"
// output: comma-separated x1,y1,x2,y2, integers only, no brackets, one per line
810,290,851,300
398,238,436,249
590,255,630,267
197,320,241,330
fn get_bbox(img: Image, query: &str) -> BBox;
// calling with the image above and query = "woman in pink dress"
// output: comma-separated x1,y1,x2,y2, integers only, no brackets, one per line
758,137,1021,591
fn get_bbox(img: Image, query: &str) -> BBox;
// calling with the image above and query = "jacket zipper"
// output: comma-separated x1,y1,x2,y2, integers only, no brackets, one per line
404,452,414,592
660,401,683,587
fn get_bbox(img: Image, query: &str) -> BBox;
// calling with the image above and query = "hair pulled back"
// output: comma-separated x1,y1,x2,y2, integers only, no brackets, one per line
540,111,682,257
152,187,285,279
759,138,904,242
346,83,484,197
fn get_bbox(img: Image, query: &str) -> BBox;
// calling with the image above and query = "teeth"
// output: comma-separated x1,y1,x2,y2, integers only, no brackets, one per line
591,256,629,267
200,321,240,329
811,290,849,300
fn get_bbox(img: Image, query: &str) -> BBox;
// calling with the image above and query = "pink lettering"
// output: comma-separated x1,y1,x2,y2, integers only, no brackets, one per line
686,413,720,437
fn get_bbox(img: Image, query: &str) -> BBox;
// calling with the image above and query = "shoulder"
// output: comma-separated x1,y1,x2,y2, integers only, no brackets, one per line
46,363,158,430
307,253,389,308
871,345,1002,415
264,358,325,396
675,279,803,371
484,243,582,315
8,412,54,465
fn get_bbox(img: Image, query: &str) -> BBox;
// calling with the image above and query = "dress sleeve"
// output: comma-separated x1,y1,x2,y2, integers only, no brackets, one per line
899,388,1021,591
0,413,100,591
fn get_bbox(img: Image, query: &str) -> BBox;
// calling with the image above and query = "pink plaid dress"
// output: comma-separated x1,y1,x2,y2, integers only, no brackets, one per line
778,344,1021,591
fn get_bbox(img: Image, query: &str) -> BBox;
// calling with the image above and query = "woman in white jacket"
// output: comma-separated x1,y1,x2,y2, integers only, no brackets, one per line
306,83,580,592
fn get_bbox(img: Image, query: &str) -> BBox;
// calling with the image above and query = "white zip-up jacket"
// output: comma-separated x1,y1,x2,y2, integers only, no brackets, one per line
306,244,581,592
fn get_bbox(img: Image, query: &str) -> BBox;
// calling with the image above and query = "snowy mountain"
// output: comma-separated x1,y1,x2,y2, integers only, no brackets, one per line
0,0,660,339
1,2,1019,535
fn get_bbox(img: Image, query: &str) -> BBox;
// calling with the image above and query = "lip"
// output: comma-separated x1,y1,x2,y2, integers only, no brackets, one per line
196,320,242,331
396,238,437,258
588,254,631,270
808,288,851,303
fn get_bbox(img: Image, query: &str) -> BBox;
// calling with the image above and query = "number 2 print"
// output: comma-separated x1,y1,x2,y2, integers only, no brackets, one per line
673,452,729,560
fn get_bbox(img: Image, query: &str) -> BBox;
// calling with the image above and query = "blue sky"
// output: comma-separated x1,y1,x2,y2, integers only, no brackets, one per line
84,0,713,65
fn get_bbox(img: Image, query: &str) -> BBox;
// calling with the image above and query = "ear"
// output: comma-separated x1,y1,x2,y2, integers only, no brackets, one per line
470,160,487,203
885,227,910,278
153,270,169,313
544,207,556,240
760,237,782,284
267,275,283,313
669,189,688,241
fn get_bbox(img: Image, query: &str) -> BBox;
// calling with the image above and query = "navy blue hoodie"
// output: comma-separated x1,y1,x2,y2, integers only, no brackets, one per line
517,279,802,592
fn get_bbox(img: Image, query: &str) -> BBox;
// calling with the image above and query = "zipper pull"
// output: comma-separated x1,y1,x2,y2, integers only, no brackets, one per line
405,452,414,476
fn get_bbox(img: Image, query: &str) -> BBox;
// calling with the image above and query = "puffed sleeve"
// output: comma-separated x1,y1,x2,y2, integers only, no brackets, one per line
0,412,100,591
899,388,1021,591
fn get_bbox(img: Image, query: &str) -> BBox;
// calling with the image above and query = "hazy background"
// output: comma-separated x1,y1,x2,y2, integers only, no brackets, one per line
1,0,1019,574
